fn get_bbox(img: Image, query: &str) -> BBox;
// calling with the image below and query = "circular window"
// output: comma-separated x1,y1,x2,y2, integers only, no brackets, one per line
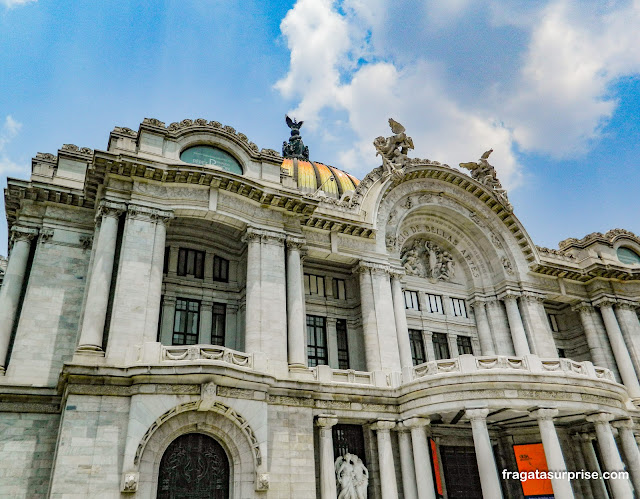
180,145,243,175
617,246,640,265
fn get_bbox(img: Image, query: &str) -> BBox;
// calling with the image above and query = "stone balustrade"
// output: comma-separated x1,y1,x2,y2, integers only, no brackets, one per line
311,364,398,387
411,354,615,382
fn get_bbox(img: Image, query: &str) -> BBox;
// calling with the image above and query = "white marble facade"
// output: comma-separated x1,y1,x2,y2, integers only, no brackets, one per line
0,118,640,498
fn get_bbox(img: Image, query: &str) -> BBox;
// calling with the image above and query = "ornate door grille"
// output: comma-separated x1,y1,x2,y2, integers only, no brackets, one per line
332,424,366,463
157,433,230,499
440,445,482,498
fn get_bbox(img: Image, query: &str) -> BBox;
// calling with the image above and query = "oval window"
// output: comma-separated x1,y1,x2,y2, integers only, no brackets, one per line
617,247,640,265
180,145,243,174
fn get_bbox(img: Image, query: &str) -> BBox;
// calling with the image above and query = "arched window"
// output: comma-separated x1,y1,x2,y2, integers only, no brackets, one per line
180,145,243,175
157,433,230,499
617,246,640,265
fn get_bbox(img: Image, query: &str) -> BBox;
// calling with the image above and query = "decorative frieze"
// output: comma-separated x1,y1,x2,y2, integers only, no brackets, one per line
401,238,455,281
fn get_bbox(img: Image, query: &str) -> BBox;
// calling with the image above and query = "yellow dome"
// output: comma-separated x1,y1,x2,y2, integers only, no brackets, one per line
280,158,359,198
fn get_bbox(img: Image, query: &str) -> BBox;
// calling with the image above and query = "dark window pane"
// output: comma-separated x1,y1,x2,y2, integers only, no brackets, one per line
211,303,226,346
213,256,229,282
433,333,450,360
336,319,350,369
177,248,187,276
306,315,328,367
177,248,205,279
333,424,365,463
173,298,200,345
457,335,473,355
409,329,426,365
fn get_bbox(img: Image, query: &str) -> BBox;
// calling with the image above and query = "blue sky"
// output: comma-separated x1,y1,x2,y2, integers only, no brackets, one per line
1,0,639,254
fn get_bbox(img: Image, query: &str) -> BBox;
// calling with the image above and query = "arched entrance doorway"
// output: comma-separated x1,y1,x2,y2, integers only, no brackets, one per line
157,433,230,499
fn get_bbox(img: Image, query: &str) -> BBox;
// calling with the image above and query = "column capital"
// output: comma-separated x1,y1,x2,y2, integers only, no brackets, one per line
530,408,559,421
389,267,405,280
499,290,521,302
616,300,639,312
315,414,338,429
586,412,615,424
126,204,174,223
10,226,38,243
593,298,617,309
355,260,391,275
521,291,546,303
469,298,488,309
465,408,490,421
576,432,596,442
97,200,127,220
402,417,430,429
243,226,286,245
571,301,595,313
612,418,635,430
370,420,396,432
285,236,305,250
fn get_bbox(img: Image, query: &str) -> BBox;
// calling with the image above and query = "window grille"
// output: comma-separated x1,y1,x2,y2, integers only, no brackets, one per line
333,424,366,463
213,256,229,282
409,330,426,365
404,290,420,310
336,319,350,369
456,335,473,355
451,298,467,317
432,332,450,360
426,293,444,314
177,248,205,279
306,315,328,366
173,298,200,345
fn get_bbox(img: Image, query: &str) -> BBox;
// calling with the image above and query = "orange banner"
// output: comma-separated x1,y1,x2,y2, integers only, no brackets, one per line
513,443,554,497
430,438,443,496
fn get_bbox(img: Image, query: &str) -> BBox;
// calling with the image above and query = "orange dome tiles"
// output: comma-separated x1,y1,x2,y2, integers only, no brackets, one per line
279,158,360,198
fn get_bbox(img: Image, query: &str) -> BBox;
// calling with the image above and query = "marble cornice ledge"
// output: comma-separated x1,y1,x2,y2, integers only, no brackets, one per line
0,385,61,414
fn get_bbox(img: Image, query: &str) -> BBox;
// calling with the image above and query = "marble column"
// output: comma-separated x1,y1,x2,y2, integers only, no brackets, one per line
522,292,558,357
76,201,125,354
486,298,515,355
286,238,306,368
577,433,609,499
370,265,401,371
466,408,503,499
404,418,437,499
573,303,610,369
316,415,338,499
0,227,37,373
371,420,399,499
613,419,640,495
390,272,414,371
597,300,640,398
243,229,262,354
200,302,213,345
396,423,418,499
502,292,531,356
356,264,382,371
159,295,176,345
470,300,495,355
587,413,634,499
615,302,640,377
530,409,574,499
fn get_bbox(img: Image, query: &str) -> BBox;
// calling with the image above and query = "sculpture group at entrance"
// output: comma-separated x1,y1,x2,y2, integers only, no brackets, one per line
335,453,369,499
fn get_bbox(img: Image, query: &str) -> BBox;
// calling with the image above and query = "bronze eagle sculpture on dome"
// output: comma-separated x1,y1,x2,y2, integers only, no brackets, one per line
282,115,310,160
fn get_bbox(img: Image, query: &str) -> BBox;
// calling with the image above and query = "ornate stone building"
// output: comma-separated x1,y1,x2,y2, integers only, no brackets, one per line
1,116,640,498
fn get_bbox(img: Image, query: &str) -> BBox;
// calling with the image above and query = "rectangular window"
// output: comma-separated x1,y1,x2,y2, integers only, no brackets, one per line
426,293,444,314
548,313,559,332
213,255,229,282
336,319,350,369
404,290,420,310
432,332,450,360
173,298,200,345
304,274,325,297
451,298,467,317
332,278,347,300
307,315,328,367
211,303,226,346
558,348,566,358
409,330,426,365
177,248,205,279
457,335,473,355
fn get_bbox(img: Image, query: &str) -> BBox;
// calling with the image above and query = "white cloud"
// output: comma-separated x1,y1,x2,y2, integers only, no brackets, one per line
0,116,27,176
275,0,640,188
1,0,37,7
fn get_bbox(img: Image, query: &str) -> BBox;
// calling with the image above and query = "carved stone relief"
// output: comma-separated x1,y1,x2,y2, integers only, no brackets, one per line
401,239,455,281
335,453,369,499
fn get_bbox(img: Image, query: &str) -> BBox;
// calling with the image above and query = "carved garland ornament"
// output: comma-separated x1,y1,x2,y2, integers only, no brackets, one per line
400,239,455,281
